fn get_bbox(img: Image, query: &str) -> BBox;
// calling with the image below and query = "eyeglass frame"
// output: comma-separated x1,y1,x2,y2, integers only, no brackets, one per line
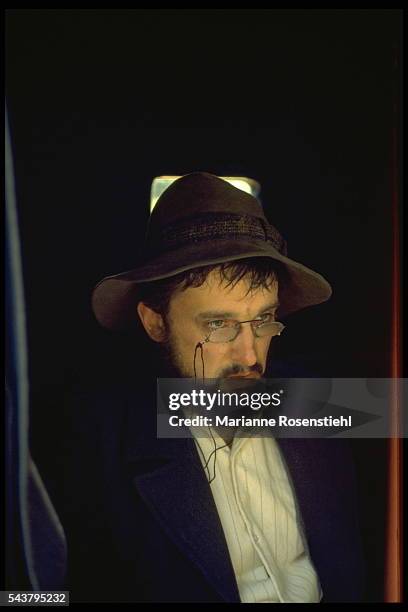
201,317,285,344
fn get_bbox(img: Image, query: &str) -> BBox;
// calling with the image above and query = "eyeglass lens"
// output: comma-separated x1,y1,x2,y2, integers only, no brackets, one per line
208,321,284,343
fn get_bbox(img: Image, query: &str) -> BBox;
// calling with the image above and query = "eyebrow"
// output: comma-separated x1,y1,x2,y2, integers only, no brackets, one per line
196,301,280,321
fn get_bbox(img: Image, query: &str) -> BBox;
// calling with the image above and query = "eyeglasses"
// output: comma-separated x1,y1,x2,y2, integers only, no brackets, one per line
203,314,285,344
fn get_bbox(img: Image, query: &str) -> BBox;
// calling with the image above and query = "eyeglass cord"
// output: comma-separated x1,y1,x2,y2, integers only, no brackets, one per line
193,342,232,484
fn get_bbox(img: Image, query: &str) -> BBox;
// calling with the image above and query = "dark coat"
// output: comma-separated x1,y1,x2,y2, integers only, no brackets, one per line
55,382,365,603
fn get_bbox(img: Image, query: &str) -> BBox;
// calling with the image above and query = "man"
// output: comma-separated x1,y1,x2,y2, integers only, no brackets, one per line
61,173,364,602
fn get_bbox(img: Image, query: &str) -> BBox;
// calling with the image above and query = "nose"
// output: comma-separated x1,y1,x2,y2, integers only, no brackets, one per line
230,322,258,367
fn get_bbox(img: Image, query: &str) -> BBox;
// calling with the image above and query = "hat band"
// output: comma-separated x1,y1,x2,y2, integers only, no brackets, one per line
146,212,287,255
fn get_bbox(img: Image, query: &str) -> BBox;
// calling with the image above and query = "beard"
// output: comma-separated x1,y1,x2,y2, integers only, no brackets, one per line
156,331,192,378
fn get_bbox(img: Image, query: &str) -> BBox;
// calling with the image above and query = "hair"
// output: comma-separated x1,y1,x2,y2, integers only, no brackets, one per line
136,257,287,319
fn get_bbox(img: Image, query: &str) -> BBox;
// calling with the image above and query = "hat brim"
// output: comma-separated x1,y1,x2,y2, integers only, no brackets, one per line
91,239,332,330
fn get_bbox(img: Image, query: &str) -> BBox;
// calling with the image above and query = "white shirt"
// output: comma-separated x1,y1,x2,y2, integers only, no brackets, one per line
192,427,323,603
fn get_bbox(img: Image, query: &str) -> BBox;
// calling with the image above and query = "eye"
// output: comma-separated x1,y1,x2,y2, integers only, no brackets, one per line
208,319,226,329
253,312,274,327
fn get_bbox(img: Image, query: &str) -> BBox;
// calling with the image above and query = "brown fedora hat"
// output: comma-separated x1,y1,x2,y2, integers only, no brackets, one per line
92,172,332,330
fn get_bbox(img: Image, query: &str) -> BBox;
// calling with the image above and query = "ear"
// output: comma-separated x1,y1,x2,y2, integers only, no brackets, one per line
137,302,167,342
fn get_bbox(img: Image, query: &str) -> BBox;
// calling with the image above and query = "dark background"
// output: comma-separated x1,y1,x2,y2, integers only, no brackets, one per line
6,9,402,602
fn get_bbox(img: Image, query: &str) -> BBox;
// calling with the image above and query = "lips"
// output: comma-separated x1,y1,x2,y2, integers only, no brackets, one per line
228,372,261,379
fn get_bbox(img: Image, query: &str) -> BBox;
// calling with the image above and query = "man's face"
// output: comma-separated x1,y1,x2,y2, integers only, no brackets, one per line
163,269,280,379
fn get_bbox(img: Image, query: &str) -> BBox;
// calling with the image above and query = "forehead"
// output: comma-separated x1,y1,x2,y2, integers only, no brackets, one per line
168,268,279,320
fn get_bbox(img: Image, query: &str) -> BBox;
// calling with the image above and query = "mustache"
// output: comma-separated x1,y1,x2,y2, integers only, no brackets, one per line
218,363,263,378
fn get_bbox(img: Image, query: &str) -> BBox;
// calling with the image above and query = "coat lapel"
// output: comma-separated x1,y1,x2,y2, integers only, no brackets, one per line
275,438,363,602
124,401,240,603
